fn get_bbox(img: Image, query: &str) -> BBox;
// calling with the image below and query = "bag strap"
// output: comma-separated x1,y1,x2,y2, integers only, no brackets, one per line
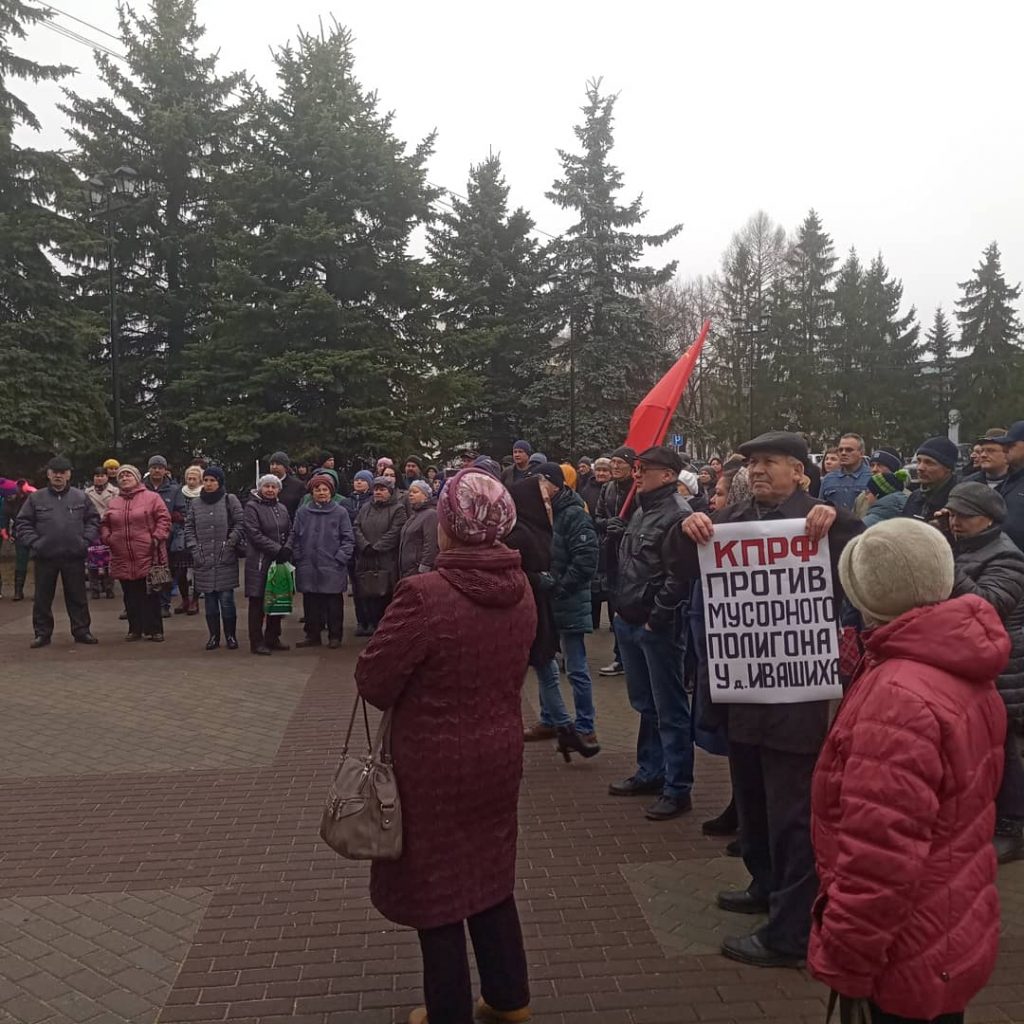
341,695,374,755
374,708,394,762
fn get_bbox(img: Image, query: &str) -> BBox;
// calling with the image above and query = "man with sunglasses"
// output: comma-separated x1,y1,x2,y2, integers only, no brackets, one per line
819,433,871,511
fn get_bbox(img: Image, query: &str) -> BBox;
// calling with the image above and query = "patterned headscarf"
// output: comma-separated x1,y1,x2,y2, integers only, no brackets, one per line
437,468,517,546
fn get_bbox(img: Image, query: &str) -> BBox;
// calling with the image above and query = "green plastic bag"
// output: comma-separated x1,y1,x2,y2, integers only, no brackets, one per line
264,562,295,616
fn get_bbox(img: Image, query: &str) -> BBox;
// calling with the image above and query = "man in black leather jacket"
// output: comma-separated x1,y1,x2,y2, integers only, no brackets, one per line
606,446,694,823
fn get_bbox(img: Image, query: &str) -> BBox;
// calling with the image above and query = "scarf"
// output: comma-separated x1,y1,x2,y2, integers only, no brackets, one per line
181,483,202,500
200,486,225,504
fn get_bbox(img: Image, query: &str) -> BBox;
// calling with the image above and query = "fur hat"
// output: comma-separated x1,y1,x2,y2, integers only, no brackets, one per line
839,518,954,625
373,475,395,492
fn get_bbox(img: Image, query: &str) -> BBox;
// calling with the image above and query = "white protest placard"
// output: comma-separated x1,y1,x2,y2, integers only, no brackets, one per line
698,519,843,704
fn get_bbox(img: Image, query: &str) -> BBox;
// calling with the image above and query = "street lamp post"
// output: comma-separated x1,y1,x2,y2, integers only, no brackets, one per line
87,165,139,454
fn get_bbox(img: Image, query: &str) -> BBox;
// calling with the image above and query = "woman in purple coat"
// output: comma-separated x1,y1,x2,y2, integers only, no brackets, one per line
355,469,536,1024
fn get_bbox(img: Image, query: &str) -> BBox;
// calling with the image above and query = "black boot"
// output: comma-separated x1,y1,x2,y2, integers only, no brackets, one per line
224,617,239,650
205,614,221,650
702,797,739,836
12,571,25,601
555,725,600,763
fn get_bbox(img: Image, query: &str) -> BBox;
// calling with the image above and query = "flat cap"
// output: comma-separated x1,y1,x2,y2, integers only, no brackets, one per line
47,455,72,472
736,431,809,463
635,445,684,473
946,482,1007,523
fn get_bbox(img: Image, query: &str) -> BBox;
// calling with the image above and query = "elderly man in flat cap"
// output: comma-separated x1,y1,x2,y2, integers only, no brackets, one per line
947,480,1024,865
679,430,863,968
16,456,100,648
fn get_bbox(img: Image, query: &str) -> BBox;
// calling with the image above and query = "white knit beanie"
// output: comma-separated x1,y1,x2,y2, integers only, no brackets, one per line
839,518,954,625
677,469,699,496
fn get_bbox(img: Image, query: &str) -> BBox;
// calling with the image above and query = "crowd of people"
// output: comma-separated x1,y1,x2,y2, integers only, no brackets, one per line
3,423,1023,1024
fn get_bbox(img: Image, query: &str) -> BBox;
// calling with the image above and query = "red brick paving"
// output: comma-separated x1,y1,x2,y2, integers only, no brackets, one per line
0,592,1022,1024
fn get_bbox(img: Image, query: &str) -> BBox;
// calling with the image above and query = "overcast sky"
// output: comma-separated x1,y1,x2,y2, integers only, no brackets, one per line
18,0,1024,330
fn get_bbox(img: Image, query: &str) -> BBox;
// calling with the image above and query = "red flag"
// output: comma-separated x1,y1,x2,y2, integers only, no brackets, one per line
620,319,711,517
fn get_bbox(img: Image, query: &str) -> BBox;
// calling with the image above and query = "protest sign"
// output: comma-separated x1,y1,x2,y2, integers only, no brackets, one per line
698,519,843,704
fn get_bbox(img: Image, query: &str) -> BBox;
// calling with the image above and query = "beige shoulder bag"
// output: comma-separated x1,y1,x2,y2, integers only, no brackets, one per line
319,696,402,861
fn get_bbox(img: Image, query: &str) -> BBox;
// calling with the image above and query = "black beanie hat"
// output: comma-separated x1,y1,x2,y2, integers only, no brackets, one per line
916,437,958,471
610,446,637,465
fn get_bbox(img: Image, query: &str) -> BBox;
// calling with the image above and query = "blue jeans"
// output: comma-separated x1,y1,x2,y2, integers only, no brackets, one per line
535,660,571,729
614,615,694,799
203,589,237,624
561,631,596,735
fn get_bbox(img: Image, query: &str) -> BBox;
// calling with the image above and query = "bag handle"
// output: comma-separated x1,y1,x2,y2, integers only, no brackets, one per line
340,695,394,762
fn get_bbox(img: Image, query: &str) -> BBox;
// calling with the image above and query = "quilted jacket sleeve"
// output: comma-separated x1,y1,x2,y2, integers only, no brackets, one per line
952,548,1024,624
355,579,428,709
816,682,942,993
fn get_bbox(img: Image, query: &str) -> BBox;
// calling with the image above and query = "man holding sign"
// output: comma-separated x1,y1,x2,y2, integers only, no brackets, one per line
680,431,863,969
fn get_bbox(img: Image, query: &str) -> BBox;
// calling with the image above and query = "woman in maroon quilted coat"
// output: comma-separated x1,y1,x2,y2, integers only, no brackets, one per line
810,519,1008,1024
356,468,536,1024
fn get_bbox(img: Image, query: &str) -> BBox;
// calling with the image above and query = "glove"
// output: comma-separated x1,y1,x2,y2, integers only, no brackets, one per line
605,516,627,536
276,546,292,564
536,571,557,591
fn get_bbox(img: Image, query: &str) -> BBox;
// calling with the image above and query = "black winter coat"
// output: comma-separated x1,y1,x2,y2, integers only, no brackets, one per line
16,486,99,560
550,487,598,633
614,482,691,632
902,474,958,543
277,473,308,520
243,492,291,599
505,477,559,668
595,477,633,588
678,488,864,755
953,524,1024,717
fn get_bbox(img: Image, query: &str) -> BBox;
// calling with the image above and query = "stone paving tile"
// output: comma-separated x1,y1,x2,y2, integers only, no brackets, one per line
0,599,310,777
0,889,212,1023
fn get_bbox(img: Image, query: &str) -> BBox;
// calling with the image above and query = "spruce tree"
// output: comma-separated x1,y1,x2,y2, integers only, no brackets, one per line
0,0,106,464
922,306,955,436
857,255,920,451
426,154,557,456
541,79,682,454
175,22,437,467
60,0,243,454
954,241,1024,434
779,210,837,442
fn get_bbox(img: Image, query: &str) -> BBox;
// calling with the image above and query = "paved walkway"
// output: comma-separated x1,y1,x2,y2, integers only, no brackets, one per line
0,586,1021,1024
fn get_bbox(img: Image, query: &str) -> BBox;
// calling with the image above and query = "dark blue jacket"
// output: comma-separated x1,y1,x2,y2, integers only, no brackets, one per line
997,466,1024,554
291,500,355,594
550,487,599,633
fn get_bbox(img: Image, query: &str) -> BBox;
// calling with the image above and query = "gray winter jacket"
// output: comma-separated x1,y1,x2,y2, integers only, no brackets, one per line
243,492,291,599
291,500,354,594
952,525,1024,717
399,503,439,578
16,485,99,561
355,496,407,588
185,493,244,593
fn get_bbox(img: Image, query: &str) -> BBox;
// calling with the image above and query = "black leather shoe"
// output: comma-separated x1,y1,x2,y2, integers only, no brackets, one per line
295,638,322,648
716,889,769,914
252,645,272,656
74,633,99,645
125,633,143,642
225,636,239,650
721,933,804,969
145,633,164,642
269,641,290,651
645,794,692,821
608,775,664,797
205,637,220,651
29,636,50,649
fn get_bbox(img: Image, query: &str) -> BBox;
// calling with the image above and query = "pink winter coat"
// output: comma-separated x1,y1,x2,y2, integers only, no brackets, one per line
101,487,171,581
355,544,536,930
809,595,1008,1019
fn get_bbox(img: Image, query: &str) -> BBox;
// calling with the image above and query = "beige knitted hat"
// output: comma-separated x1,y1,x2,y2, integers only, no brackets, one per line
839,518,954,625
